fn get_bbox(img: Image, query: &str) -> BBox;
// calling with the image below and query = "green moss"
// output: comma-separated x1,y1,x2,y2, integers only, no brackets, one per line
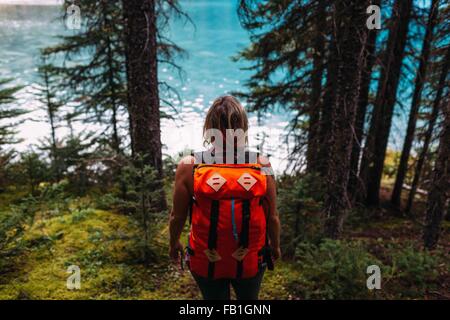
1,195,304,300
260,262,300,300
1,188,448,300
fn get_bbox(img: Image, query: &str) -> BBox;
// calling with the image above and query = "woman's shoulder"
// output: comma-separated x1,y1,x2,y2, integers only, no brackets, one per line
257,154,271,167
256,153,275,177
175,155,195,177
179,154,195,165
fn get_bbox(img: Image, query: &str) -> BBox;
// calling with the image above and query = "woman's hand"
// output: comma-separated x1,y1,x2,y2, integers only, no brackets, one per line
169,241,184,263
272,246,281,260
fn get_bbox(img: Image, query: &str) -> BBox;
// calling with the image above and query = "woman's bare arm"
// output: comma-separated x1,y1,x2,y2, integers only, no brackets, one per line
259,156,281,259
266,174,281,259
169,156,194,261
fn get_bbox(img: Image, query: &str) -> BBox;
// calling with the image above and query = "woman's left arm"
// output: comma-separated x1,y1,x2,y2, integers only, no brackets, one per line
169,156,194,262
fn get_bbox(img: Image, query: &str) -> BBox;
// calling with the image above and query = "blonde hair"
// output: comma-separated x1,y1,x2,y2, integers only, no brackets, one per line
203,95,249,146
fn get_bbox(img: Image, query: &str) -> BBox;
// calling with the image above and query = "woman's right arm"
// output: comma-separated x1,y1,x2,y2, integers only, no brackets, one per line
266,174,281,260
259,155,281,260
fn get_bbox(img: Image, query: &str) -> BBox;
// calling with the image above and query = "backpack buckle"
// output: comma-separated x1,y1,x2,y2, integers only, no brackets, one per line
204,249,222,262
232,247,249,261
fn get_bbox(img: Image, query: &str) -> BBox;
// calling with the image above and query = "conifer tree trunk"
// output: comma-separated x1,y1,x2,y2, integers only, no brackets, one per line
423,100,449,249
104,11,121,154
123,0,163,174
107,49,121,156
406,46,450,215
391,0,439,208
306,0,326,173
323,0,368,238
42,66,59,179
348,0,380,198
360,0,413,206
317,69,334,176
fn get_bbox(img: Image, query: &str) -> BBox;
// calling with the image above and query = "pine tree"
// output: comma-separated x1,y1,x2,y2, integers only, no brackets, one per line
43,0,127,155
347,0,380,198
236,0,331,171
391,0,440,208
322,0,368,238
0,79,26,190
36,60,63,181
122,0,186,211
18,150,49,195
0,79,26,148
406,45,450,215
423,99,449,249
360,0,413,206
122,0,162,172
43,0,185,201
306,0,327,173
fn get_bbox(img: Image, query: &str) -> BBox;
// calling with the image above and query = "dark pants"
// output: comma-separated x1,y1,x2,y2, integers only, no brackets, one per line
191,269,265,300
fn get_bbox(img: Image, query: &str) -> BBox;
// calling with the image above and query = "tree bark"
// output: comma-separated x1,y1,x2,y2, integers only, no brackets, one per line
316,17,337,178
316,64,335,176
360,0,413,206
406,45,450,215
323,0,368,238
306,0,326,173
123,0,163,174
391,0,439,208
423,100,449,249
348,0,380,199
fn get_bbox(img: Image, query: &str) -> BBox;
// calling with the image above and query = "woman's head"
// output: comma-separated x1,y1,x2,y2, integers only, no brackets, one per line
203,95,248,147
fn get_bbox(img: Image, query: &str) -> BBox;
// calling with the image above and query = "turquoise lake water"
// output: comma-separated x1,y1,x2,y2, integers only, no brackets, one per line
0,1,291,171
0,0,412,172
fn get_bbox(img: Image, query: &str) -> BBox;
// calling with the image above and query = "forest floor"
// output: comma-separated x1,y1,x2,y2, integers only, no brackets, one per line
0,186,448,300
0,194,298,299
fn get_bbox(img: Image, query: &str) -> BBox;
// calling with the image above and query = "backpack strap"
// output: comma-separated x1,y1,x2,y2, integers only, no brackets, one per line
207,199,220,279
236,199,251,278
259,197,274,271
188,196,197,226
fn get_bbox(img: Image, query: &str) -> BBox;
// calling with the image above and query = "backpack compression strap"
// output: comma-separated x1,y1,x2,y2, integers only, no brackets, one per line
206,199,220,279
259,197,274,271
236,199,251,278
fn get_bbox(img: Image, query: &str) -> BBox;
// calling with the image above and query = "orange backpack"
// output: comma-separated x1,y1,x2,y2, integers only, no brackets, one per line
186,151,273,279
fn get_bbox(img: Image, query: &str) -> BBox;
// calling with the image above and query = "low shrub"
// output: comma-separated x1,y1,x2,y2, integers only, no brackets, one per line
383,243,441,297
277,173,325,256
289,239,383,299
